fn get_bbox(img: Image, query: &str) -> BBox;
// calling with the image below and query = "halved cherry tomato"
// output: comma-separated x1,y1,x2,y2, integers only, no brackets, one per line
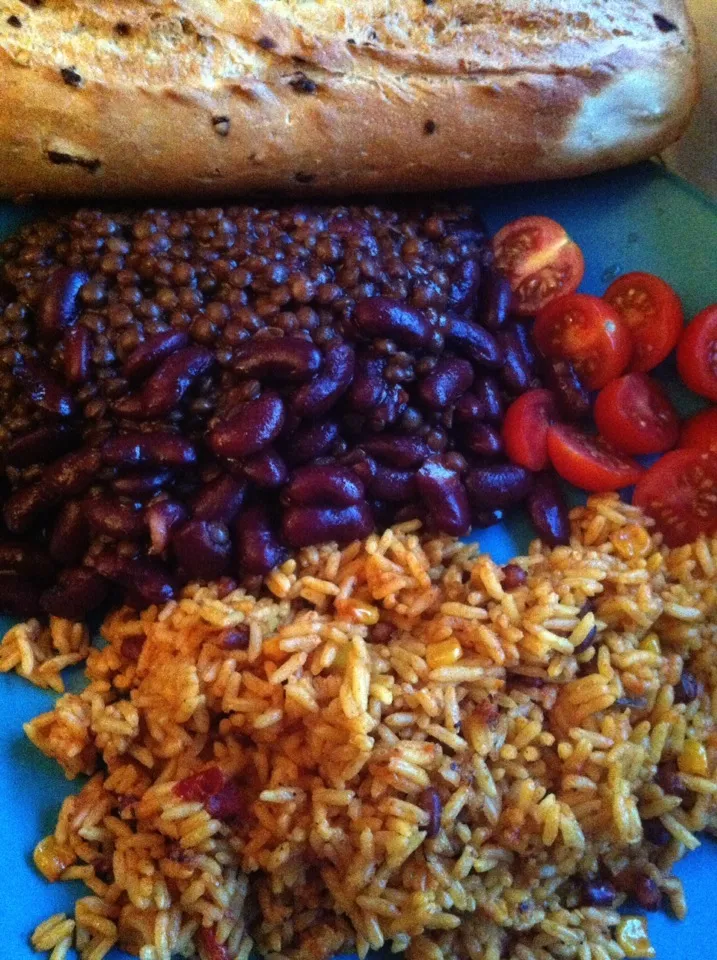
680,407,717,453
547,423,644,492
677,305,717,402
634,448,717,546
594,373,680,455
604,272,684,372
503,389,558,471
492,216,585,316
533,294,632,390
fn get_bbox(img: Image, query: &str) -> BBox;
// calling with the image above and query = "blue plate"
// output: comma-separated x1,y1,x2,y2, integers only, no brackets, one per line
1,162,716,959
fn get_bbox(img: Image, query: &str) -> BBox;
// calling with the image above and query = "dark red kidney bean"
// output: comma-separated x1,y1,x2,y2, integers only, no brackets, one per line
394,501,423,523
513,321,539,375
445,316,503,369
4,447,101,533
346,353,387,412
292,342,355,417
235,504,287,576
233,337,322,382
237,449,287,489
476,268,511,331
63,325,92,385
91,551,176,605
542,358,591,421
581,881,617,908
497,329,532,394
353,297,432,349
0,542,55,583
419,787,443,839
462,423,503,458
0,573,43,618
285,465,364,507
674,669,701,704
85,497,146,540
472,508,504,527
656,761,687,798
368,382,407,432
344,451,377,486
447,257,480,313
282,419,339,467
209,393,285,460
502,563,527,590
113,346,215,419
4,425,77,467
473,376,504,423
643,818,672,847
39,267,89,339
172,520,231,581
49,500,89,566
416,460,470,537
454,392,487,425
147,499,188,555
113,468,173,497
122,331,190,380
465,463,533,510
368,463,417,502
219,625,250,650
3,484,50,534
102,433,197,469
418,357,474,411
192,475,246,524
359,435,429,469
41,568,108,620
13,359,76,417
526,473,570,547
282,502,373,548
634,875,662,911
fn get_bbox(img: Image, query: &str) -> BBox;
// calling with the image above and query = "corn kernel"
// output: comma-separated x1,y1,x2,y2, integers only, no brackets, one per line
426,638,462,670
33,836,76,882
612,524,651,560
616,917,655,959
678,739,709,777
640,634,661,656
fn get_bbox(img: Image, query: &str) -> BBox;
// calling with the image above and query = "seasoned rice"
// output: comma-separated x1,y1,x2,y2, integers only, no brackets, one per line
4,493,717,960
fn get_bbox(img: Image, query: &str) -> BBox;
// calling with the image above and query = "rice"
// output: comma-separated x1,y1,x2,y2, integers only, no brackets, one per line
4,493,717,960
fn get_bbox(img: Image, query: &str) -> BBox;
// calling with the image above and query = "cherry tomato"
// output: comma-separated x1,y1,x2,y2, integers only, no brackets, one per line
594,373,680,455
677,305,717,402
547,423,644,492
680,407,717,453
533,294,632,390
492,216,585,316
604,272,684,372
634,448,717,546
503,389,558,471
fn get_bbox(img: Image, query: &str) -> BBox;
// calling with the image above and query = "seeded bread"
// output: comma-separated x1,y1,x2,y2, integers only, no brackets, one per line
0,0,699,200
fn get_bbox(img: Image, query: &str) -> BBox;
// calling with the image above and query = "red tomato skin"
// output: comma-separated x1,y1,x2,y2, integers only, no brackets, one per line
680,407,717,453
547,424,644,492
502,389,558,472
605,272,684,372
633,448,717,547
593,374,680,455
677,305,717,402
533,294,632,390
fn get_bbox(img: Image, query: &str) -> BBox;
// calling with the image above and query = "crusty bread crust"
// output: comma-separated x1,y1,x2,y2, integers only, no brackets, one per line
0,0,699,200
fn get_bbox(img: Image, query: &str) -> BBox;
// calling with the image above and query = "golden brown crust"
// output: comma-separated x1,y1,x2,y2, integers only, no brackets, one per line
0,0,699,199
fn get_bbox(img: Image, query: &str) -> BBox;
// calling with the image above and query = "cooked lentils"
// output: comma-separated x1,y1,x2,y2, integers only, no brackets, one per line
0,201,565,619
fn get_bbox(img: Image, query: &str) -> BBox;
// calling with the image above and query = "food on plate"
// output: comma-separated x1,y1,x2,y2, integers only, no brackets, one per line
604,272,684,372
633,448,717,547
546,424,644,492
5,495,716,960
594,373,680,455
676,305,717,402
680,407,717,452
0,1,698,199
502,388,558,471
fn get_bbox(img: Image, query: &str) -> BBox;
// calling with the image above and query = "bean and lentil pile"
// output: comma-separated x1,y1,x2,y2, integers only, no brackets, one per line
0,201,572,619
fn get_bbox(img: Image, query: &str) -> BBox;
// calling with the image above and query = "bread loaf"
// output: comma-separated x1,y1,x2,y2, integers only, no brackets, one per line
0,0,699,199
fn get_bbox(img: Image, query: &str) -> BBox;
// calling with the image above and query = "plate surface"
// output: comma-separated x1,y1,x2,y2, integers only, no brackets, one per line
1,162,716,960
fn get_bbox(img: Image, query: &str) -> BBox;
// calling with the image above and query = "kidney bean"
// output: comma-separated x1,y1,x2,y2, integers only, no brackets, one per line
472,508,504,528
502,563,527,590
353,297,432,350
219,624,250,650
0,541,55,583
465,463,533,510
85,497,146,540
359,435,429,468
282,419,339,466
445,316,503,369
4,447,101,533
41,567,108,620
473,376,504,423
3,484,51,535
147,499,188,554
416,460,470,537
237,449,287,489
0,573,43,617
13,359,76,417
419,788,443,839
102,432,197,468
581,880,617,908
513,321,539,374
674,669,701,704
235,504,287,575
192,475,246,524
462,423,503,458
542,358,591,421
497,329,532,394
233,337,322,382
476,268,511,331
634,875,662,911
368,463,417,502
49,500,89,565
292,342,355,417
209,393,285,460
282,502,373,548
526,473,570,546
122,330,190,380
4,425,77,467
91,551,176,605
418,357,474,410
285,465,364,507
39,267,89,339
454,392,486,425
447,257,480,313
369,382,407,431
643,818,672,847
113,468,173,497
172,520,231,581
113,346,214,419
346,353,387,412
61,325,92,385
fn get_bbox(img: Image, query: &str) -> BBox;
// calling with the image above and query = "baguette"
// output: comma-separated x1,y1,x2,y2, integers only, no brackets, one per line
0,0,699,200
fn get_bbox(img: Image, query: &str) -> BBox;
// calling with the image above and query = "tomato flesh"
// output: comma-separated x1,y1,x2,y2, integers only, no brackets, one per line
547,423,643,492
604,272,684,372
680,407,717,453
492,216,585,316
502,389,557,471
634,448,717,546
594,373,680,455
534,294,632,390
677,305,717,402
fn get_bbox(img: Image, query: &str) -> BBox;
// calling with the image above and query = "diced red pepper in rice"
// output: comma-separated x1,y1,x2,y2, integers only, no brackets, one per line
174,766,224,803
198,927,231,960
